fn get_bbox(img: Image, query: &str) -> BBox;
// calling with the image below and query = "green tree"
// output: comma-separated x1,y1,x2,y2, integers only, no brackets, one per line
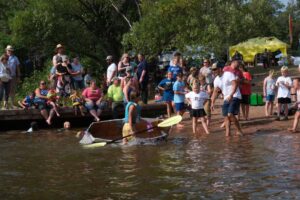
123,0,285,58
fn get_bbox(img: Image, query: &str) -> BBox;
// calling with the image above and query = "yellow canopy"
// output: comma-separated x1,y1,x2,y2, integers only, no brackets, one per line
229,37,288,62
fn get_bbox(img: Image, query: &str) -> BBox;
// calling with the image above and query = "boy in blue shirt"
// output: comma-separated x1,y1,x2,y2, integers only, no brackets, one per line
168,52,182,79
158,71,175,117
173,73,186,127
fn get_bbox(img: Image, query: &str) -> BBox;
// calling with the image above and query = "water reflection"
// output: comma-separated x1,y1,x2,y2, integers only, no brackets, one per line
1,131,300,199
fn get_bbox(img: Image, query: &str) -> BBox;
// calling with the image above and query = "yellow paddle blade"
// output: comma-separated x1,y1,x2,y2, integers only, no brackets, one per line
82,142,107,149
158,115,182,127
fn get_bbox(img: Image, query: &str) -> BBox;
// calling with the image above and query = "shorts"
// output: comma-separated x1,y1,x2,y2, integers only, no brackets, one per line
192,109,206,118
241,95,250,105
175,102,185,112
163,93,174,102
277,97,291,104
85,101,101,111
122,123,135,142
266,94,275,102
222,98,240,117
36,102,52,110
204,99,211,117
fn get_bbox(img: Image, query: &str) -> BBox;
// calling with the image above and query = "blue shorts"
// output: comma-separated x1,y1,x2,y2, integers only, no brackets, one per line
266,94,275,102
175,102,185,112
85,101,101,111
163,93,174,102
222,98,240,117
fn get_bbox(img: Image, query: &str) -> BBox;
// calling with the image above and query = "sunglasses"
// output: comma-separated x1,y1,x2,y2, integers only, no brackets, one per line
40,82,46,85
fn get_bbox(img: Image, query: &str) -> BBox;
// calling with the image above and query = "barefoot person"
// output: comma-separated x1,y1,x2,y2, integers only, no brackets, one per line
211,59,243,137
263,70,276,117
82,80,103,122
186,84,210,134
275,66,292,121
122,92,141,145
173,72,186,127
288,79,300,133
34,81,56,125
158,71,175,118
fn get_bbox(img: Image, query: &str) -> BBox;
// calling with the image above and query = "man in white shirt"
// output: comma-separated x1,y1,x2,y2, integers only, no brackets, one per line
106,55,117,86
211,60,243,137
6,45,21,108
275,66,292,121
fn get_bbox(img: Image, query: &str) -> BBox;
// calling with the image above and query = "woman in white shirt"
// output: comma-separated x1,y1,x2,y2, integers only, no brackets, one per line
0,54,12,109
275,66,292,121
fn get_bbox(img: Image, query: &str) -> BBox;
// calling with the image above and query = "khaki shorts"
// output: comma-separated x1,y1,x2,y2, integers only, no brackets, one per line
122,123,135,141
204,99,211,117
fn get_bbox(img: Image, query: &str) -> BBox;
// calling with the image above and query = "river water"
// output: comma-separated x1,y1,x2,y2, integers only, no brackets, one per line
1,130,300,199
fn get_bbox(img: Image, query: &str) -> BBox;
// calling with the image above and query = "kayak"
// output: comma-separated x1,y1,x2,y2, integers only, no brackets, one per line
85,118,170,145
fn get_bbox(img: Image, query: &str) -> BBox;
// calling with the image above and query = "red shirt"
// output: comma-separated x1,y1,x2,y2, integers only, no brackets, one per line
223,66,243,79
240,72,252,95
82,87,102,101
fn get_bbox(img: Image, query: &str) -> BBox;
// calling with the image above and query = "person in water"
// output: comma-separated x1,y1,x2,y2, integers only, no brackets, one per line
122,92,141,145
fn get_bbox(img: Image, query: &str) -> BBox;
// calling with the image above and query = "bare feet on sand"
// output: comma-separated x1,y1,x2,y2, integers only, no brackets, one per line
288,128,297,133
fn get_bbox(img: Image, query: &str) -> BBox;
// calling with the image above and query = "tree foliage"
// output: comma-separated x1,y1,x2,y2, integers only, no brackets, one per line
123,0,289,58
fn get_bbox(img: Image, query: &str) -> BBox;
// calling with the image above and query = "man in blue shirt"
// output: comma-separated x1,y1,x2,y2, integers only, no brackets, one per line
168,52,182,79
137,53,149,104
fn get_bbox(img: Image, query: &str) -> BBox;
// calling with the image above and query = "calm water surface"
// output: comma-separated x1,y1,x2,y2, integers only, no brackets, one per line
1,130,300,199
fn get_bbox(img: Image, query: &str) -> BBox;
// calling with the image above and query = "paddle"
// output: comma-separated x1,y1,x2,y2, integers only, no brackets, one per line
82,115,182,148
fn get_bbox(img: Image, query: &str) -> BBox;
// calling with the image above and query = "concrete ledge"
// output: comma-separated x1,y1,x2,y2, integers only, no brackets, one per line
0,103,167,121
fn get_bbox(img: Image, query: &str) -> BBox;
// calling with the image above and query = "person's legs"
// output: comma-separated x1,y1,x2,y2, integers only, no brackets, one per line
270,101,274,116
200,117,210,134
9,77,16,107
49,102,60,117
225,117,231,137
40,109,49,121
289,111,300,132
241,103,246,119
284,103,289,118
204,100,211,126
90,109,100,121
192,117,197,134
141,84,148,104
79,105,85,116
228,98,243,135
46,109,55,125
166,102,171,118
277,102,282,120
245,104,250,120
265,101,270,116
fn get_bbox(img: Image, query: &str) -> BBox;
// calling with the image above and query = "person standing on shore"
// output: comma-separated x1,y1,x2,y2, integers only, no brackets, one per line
239,64,252,120
168,52,182,79
0,54,11,109
275,66,292,121
199,59,213,86
106,55,117,86
5,45,20,108
137,53,149,104
288,79,300,133
211,59,243,137
158,71,175,118
263,70,276,117
71,57,84,90
186,84,210,134
173,72,186,128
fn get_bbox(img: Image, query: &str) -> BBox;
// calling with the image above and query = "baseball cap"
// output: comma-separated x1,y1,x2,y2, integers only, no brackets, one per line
106,55,113,60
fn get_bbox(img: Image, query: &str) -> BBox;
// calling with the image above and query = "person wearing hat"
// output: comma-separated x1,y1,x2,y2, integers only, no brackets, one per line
275,66,292,121
0,54,12,109
106,55,117,86
52,44,66,66
211,60,243,137
107,77,124,119
5,45,20,108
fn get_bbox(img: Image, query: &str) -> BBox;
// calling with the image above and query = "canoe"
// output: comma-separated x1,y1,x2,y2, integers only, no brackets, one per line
86,118,170,145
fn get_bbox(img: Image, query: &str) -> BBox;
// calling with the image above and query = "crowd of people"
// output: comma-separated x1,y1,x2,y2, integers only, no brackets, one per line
1,44,300,137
